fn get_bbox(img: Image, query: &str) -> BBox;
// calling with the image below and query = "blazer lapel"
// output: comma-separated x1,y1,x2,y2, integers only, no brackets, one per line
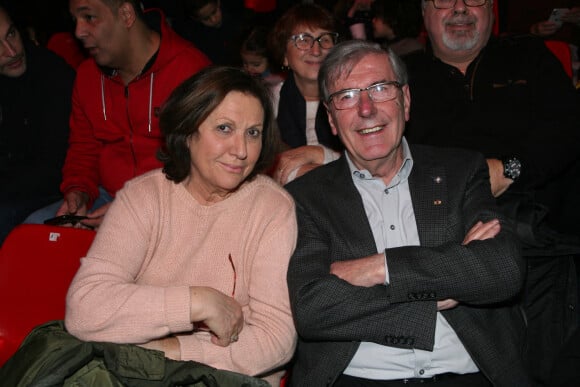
409,157,448,248
322,157,378,260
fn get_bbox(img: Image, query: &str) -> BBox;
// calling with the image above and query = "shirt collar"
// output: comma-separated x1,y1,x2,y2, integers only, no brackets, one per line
346,137,414,188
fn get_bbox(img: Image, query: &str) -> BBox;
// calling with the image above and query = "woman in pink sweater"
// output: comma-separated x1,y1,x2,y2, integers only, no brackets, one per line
65,66,297,385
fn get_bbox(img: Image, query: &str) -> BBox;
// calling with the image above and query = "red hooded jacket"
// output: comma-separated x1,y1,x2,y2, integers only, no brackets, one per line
61,10,211,205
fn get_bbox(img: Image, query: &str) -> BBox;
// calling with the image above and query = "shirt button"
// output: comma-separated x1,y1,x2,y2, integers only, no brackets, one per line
419,369,425,375
390,225,395,230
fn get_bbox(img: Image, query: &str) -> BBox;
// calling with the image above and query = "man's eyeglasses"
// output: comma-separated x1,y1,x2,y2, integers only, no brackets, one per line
425,0,487,9
328,81,403,110
289,32,338,51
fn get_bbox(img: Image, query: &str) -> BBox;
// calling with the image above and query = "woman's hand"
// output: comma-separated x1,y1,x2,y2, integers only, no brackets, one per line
189,287,243,347
139,336,180,359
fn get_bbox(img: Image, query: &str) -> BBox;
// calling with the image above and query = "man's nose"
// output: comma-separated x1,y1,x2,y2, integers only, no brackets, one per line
357,92,376,117
453,0,469,13
74,20,87,39
1,40,17,57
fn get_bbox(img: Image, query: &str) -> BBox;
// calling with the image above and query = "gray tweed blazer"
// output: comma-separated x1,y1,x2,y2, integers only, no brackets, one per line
285,144,531,387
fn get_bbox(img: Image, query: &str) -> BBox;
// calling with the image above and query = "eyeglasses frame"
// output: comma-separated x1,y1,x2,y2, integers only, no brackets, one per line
288,32,339,51
327,81,403,110
424,0,488,9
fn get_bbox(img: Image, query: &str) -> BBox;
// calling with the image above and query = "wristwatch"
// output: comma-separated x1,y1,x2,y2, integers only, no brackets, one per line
501,156,522,180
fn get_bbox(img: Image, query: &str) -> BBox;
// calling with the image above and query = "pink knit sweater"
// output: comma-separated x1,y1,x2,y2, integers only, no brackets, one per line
65,170,297,382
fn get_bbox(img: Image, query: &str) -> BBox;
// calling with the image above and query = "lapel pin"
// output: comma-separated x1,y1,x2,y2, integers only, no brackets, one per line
434,200,442,205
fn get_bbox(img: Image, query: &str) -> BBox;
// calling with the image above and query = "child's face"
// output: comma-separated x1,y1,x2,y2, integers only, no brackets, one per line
195,1,223,28
241,51,269,77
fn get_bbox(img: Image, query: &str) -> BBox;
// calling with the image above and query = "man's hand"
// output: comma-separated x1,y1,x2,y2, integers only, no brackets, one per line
561,7,580,25
486,158,513,197
56,191,90,218
274,146,324,184
462,219,500,245
437,299,459,311
330,253,386,287
530,20,561,36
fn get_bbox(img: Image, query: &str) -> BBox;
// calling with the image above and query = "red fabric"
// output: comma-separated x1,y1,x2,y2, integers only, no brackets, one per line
545,40,573,78
0,224,95,366
46,32,87,70
61,9,211,203
244,0,276,12
492,0,499,35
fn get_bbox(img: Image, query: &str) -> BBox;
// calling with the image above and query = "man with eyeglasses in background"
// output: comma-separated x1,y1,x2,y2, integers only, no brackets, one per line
285,38,532,387
403,1,580,385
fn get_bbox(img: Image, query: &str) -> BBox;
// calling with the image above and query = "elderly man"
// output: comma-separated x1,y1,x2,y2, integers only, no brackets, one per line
404,1,580,384
25,0,210,228
279,1,579,383
285,39,531,387
0,2,75,244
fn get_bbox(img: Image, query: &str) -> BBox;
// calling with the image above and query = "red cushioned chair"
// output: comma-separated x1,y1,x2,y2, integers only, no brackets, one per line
0,224,95,366
544,39,574,79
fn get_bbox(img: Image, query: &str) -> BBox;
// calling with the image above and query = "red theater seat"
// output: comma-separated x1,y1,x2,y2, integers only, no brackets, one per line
0,224,95,366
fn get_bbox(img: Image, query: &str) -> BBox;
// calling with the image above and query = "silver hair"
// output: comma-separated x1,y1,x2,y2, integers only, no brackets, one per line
318,40,408,103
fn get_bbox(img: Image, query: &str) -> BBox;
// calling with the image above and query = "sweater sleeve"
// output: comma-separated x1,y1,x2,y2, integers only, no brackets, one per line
65,178,194,342
176,193,298,377
59,77,103,204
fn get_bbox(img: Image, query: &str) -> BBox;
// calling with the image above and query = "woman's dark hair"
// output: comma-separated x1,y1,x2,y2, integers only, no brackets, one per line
268,3,337,69
371,0,423,39
158,65,279,183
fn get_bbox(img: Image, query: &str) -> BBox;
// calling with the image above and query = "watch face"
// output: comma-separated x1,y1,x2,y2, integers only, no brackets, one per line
503,157,521,180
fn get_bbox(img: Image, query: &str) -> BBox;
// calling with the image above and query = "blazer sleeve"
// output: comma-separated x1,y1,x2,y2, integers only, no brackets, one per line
286,151,524,350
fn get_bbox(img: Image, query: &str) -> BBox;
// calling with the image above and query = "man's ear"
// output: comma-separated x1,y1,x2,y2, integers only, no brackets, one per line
324,104,339,136
119,2,136,27
402,84,411,122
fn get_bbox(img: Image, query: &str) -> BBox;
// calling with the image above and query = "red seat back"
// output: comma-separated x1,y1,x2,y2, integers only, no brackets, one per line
0,224,95,366
544,40,574,79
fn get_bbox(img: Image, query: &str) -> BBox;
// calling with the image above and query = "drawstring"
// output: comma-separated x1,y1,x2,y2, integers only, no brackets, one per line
101,74,107,121
148,73,154,133
100,72,155,132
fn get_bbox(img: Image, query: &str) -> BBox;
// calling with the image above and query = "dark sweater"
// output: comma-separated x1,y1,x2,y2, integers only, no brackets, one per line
404,36,580,239
0,42,75,199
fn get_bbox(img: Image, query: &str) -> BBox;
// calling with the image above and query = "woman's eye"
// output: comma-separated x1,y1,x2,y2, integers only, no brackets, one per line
217,124,231,133
247,128,262,138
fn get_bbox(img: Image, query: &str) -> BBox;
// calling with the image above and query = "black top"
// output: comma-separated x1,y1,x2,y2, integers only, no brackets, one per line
277,72,343,152
403,36,580,239
172,12,243,66
0,41,75,199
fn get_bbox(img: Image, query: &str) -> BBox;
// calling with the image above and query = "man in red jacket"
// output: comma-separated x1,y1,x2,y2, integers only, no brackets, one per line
26,0,210,228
